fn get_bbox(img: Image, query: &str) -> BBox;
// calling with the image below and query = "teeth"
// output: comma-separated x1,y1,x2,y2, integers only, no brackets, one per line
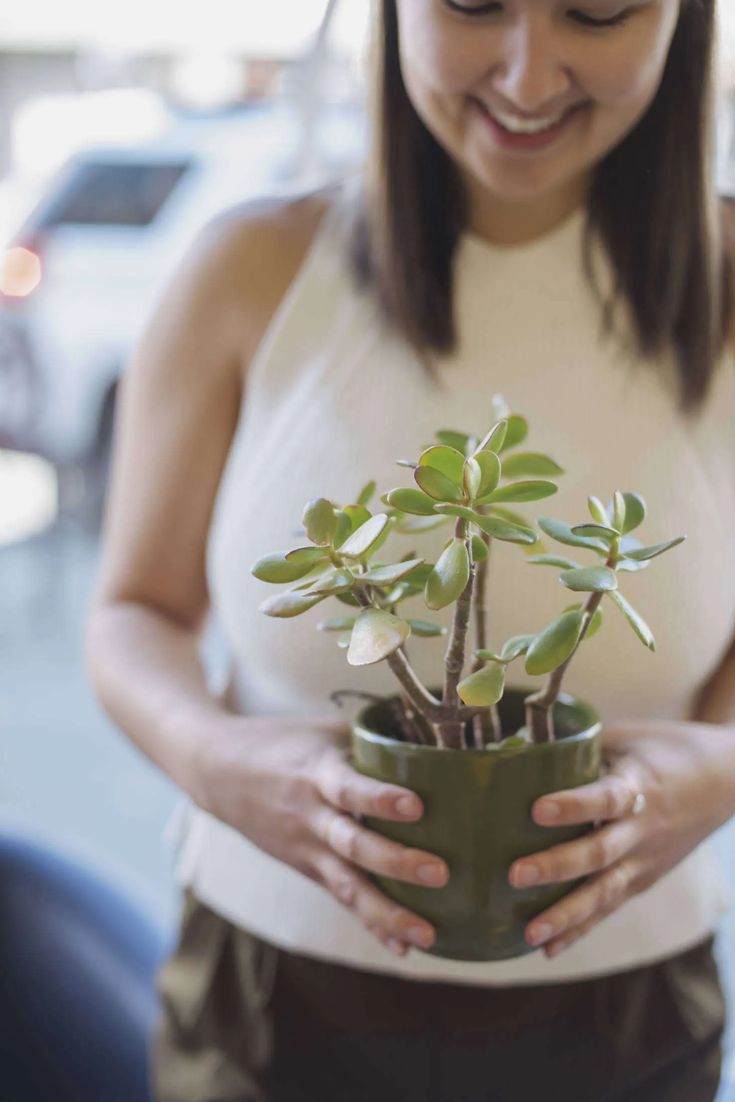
484,105,568,135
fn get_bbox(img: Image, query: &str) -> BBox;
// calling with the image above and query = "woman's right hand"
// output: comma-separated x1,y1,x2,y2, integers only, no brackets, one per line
197,714,450,957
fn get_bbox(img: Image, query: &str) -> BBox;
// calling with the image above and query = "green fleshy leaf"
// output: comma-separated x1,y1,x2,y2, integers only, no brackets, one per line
559,566,618,593
474,635,535,664
418,444,466,486
480,479,558,505
303,568,355,596
612,491,626,533
302,498,338,546
338,513,391,558
384,487,437,516
501,452,565,479
587,496,610,525
407,619,447,637
525,610,586,676
571,523,619,542
608,590,655,651
436,429,471,454
317,616,358,631
258,588,328,618
474,419,508,456
342,504,372,533
470,533,489,561
622,536,686,562
527,554,581,570
251,546,327,584
360,558,425,586
347,608,411,666
499,415,529,452
335,590,362,608
500,634,537,661
356,481,376,507
425,537,471,610
463,455,483,499
332,510,353,549
394,513,449,534
538,517,609,554
564,604,604,639
457,662,506,706
619,493,647,535
415,465,463,502
474,449,501,498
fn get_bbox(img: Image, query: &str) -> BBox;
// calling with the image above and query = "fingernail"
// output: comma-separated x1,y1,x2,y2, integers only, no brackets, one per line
513,863,540,887
396,796,422,818
406,926,435,949
537,801,561,822
528,923,554,946
417,863,448,886
386,937,406,957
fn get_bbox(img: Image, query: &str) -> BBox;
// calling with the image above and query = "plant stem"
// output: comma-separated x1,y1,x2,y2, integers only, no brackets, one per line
470,533,502,746
438,520,474,750
524,590,605,743
353,587,444,723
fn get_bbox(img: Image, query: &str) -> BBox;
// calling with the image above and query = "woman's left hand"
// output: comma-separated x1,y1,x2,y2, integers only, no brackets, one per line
508,719,735,959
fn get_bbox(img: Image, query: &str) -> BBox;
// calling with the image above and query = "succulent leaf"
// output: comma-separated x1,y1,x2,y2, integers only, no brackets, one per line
608,590,656,651
347,609,411,666
302,498,338,546
425,538,471,610
559,566,618,593
457,662,506,706
525,610,586,675
501,452,565,479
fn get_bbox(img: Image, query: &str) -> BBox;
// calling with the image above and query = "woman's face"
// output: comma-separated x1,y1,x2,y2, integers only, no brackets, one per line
395,0,681,228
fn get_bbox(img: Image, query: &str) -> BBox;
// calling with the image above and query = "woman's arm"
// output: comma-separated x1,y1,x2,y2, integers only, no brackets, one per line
85,195,329,803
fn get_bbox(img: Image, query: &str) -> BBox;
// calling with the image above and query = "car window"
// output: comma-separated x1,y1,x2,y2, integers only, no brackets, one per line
38,161,191,228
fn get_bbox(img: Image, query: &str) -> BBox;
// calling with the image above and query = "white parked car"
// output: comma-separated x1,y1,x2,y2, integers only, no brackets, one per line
0,99,365,513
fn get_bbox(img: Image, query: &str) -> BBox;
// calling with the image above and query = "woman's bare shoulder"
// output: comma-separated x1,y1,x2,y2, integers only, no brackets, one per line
204,186,338,373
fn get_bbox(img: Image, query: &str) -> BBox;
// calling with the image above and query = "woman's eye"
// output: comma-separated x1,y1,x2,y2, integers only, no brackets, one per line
568,8,632,27
443,1,632,25
443,1,502,15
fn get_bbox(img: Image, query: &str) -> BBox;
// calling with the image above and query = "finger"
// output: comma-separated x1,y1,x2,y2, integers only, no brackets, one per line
509,817,639,888
314,747,424,822
531,769,644,827
314,805,450,888
544,898,622,958
313,849,437,955
523,859,637,950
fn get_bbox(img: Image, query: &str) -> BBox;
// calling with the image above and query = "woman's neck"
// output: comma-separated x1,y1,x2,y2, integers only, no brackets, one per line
462,172,592,247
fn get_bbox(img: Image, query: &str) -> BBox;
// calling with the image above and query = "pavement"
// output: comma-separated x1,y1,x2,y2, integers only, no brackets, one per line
1,511,734,1098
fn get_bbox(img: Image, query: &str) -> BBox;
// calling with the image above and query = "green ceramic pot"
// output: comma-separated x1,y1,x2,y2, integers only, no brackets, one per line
350,687,602,961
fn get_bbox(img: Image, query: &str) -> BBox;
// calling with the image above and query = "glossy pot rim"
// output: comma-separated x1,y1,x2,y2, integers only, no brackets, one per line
352,688,602,757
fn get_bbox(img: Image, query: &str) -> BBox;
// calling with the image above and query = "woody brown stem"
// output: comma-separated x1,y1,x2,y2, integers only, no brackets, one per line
437,520,474,750
470,534,502,746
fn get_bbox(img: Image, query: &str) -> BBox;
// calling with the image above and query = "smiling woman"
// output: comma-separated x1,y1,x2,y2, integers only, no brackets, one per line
86,0,735,1098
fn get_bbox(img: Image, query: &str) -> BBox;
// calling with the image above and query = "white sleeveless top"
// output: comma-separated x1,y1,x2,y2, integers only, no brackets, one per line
174,176,735,985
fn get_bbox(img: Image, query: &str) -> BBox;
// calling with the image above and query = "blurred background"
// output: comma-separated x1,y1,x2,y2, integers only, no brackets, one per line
1,1,734,1097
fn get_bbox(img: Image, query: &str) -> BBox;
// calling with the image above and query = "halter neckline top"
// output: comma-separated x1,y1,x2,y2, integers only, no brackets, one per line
172,177,735,984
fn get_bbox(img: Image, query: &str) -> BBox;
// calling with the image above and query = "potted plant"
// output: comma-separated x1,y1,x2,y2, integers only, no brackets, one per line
251,396,685,960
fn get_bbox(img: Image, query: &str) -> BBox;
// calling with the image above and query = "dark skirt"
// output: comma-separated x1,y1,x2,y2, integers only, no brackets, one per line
152,890,727,1102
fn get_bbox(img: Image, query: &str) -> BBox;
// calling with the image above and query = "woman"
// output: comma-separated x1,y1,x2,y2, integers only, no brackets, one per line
86,0,735,1098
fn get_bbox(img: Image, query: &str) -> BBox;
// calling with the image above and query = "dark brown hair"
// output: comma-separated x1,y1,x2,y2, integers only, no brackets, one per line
351,0,733,414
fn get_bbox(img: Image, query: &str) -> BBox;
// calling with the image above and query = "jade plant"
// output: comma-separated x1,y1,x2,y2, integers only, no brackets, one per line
251,396,684,750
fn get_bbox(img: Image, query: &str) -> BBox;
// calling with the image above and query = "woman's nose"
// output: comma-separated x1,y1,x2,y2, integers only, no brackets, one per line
490,21,573,114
